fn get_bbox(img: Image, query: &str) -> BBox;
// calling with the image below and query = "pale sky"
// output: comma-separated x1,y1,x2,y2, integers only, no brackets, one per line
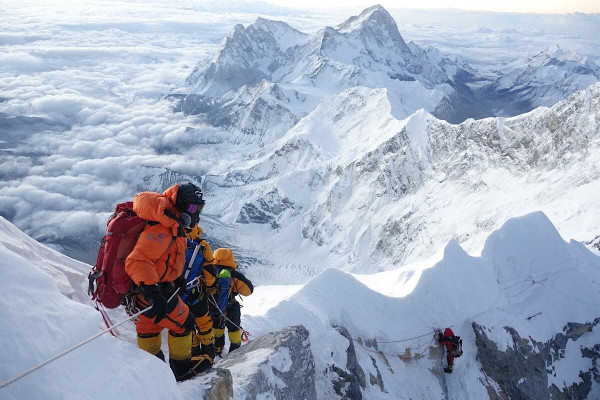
275,0,600,14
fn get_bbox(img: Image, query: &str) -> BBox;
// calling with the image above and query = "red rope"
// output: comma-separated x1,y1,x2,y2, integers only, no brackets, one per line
242,330,250,342
95,301,119,338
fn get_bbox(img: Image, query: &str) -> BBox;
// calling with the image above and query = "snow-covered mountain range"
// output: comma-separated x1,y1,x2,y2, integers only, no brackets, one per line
480,44,600,117
179,5,600,133
163,6,600,284
179,5,477,139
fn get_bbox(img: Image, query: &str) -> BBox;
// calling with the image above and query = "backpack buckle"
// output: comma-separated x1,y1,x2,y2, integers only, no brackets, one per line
87,270,102,297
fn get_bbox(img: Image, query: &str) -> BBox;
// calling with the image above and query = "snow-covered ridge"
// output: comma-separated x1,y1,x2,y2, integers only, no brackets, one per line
336,4,402,36
242,211,600,398
0,216,90,301
202,82,600,279
0,217,180,400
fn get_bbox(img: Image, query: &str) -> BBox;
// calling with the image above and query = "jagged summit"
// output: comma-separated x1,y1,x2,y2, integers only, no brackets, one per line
334,4,409,53
185,17,308,96
252,17,309,52
324,4,411,56
336,4,400,35
186,5,460,91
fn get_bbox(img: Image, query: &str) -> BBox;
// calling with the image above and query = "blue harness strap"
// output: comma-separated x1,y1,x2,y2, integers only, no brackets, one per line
181,240,204,301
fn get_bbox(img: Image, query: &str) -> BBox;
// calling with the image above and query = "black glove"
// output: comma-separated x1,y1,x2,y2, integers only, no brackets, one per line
174,276,187,296
141,284,168,323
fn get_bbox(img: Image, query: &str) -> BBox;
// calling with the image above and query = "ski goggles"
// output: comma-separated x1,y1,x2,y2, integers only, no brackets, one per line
186,202,204,214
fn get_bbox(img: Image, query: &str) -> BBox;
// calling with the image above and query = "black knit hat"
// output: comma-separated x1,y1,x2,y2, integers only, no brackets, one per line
175,183,204,213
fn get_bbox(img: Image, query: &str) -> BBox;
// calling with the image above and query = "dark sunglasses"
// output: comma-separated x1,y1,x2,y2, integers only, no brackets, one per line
186,202,204,214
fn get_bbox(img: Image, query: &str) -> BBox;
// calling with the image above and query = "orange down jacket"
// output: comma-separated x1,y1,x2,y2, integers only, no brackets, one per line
125,184,187,286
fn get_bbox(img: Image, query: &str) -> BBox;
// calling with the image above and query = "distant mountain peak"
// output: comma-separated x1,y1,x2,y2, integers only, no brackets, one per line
338,5,396,32
231,23,245,34
334,4,409,51
249,16,309,52
517,44,600,72
531,44,583,64
253,16,295,32
254,16,287,26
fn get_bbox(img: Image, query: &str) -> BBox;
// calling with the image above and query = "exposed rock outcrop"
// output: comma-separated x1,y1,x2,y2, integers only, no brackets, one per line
218,325,317,400
196,368,234,400
473,319,600,400
331,326,367,400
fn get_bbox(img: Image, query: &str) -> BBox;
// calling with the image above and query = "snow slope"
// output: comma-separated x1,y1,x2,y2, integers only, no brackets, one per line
241,211,600,399
0,216,181,400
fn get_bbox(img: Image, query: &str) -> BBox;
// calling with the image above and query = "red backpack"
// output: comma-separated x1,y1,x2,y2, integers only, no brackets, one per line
88,202,147,308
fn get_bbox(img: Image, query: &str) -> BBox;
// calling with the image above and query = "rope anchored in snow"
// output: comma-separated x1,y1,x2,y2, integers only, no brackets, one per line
352,335,436,360
375,329,443,344
0,288,180,390
342,326,455,361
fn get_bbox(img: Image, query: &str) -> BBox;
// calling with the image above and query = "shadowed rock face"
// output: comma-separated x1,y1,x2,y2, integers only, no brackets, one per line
474,322,549,399
473,320,600,400
585,236,600,253
237,189,299,229
333,326,366,400
218,325,317,400
181,321,600,398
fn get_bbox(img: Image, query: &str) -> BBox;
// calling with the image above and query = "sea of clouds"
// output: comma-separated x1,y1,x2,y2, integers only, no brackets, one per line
1,0,599,262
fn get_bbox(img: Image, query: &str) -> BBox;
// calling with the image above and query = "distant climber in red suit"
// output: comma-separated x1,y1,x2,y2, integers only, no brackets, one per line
438,328,462,373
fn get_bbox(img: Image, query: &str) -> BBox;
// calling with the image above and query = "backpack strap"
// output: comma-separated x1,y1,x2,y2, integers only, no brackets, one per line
184,242,201,280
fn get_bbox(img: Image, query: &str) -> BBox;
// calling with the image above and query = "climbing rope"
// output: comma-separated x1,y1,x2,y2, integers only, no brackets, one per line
0,288,180,390
375,328,445,344
95,300,120,338
352,335,436,360
497,257,571,289
208,293,251,342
